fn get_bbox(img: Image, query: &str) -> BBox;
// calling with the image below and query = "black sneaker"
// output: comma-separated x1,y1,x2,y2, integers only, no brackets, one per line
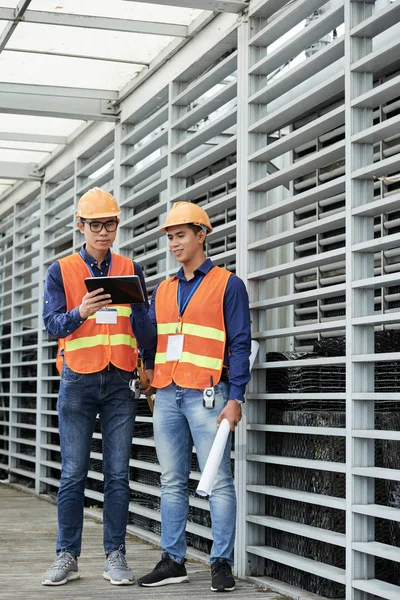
137,553,188,587
211,558,235,592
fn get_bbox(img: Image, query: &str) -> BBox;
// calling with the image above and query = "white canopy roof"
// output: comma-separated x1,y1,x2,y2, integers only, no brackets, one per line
0,0,247,199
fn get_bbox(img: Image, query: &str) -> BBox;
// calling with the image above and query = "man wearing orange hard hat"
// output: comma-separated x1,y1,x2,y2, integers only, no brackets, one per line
42,187,155,587
137,201,251,592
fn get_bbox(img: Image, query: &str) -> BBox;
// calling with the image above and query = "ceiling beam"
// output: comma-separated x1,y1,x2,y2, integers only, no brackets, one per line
0,0,32,52
0,81,118,100
0,7,188,37
122,0,248,12
0,161,42,180
0,83,120,121
0,132,67,144
0,0,32,53
5,47,149,66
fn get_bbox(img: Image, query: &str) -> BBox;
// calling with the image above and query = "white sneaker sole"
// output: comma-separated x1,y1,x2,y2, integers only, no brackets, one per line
211,584,236,592
42,571,80,586
139,575,189,587
103,571,135,585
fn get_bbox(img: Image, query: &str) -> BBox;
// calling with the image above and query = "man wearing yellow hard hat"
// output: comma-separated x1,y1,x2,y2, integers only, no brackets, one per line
41,187,155,587
137,201,251,592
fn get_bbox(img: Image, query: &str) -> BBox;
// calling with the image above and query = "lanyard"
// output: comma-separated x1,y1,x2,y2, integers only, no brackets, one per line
176,275,204,332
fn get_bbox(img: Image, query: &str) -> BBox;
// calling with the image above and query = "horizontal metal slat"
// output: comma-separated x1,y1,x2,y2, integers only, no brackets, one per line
123,201,166,229
246,545,346,584
169,163,236,202
247,454,346,473
249,71,344,134
249,0,286,19
172,80,237,131
172,50,237,107
120,177,167,207
249,105,345,163
352,191,400,217
121,105,168,146
352,467,400,482
352,113,400,146
353,231,400,254
121,129,168,166
250,284,345,310
121,153,168,188
352,37,400,76
77,145,114,178
171,136,237,179
354,430,400,442
353,578,400,600
352,272,400,290
248,248,346,281
249,212,345,251
352,153,400,181
247,515,346,547
352,73,400,109
251,36,345,106
171,108,237,155
249,0,328,48
249,141,345,192
252,320,346,340
353,504,400,522
246,484,345,510
249,424,345,437
352,1,400,39
249,3,344,77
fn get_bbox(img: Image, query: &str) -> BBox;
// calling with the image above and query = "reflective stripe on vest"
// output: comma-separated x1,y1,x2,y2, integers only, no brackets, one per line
56,253,138,374
155,351,222,371
65,333,137,352
157,322,225,342
152,266,231,390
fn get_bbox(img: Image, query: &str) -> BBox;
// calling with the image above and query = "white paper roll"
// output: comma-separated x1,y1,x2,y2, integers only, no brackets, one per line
196,418,231,497
249,339,260,371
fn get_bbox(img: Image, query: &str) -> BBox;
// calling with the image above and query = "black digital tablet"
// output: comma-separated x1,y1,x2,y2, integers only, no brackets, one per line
84,276,145,304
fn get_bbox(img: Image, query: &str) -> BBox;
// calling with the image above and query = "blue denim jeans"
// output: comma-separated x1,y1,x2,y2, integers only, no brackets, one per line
153,382,236,565
56,363,137,556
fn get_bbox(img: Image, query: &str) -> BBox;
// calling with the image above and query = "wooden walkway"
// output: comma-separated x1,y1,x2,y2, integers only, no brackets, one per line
1,483,284,600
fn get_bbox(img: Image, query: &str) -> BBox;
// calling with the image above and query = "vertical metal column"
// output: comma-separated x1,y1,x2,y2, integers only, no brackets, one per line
345,1,375,596
235,15,250,579
35,182,47,495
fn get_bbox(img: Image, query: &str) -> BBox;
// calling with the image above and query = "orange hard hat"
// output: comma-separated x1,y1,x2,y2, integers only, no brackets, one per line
76,187,120,219
159,201,213,233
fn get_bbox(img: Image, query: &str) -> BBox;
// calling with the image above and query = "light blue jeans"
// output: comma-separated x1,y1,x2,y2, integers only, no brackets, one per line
153,381,236,565
56,363,137,556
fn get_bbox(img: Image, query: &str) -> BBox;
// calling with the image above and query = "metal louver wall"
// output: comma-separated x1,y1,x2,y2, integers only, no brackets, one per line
1,2,400,598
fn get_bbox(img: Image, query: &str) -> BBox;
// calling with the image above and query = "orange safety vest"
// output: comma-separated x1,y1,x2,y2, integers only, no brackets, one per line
55,253,138,374
152,266,231,390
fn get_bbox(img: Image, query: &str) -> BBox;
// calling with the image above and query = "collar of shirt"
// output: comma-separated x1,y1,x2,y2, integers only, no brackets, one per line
173,258,214,282
79,244,111,270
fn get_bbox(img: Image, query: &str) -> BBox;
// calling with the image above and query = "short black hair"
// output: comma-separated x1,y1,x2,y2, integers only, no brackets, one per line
187,223,206,249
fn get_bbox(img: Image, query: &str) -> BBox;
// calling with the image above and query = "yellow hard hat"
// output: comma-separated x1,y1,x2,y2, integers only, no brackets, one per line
76,187,120,219
159,201,213,233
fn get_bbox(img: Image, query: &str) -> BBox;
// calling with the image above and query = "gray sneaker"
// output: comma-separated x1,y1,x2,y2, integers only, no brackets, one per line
42,551,80,586
103,549,134,585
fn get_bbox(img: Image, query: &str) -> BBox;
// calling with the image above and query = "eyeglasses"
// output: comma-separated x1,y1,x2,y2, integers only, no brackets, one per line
81,219,118,233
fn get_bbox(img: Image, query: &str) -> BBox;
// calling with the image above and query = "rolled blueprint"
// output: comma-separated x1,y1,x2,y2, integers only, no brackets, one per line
196,341,260,497
249,339,260,371
196,418,231,497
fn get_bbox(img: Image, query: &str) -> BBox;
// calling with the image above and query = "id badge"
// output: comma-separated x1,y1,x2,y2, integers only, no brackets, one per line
166,334,184,361
95,308,117,324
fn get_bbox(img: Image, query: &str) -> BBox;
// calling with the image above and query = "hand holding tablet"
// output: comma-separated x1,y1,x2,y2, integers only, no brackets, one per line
84,276,145,305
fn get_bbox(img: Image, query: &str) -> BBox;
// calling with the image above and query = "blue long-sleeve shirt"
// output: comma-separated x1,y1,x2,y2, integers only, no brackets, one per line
148,259,252,402
42,245,156,368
